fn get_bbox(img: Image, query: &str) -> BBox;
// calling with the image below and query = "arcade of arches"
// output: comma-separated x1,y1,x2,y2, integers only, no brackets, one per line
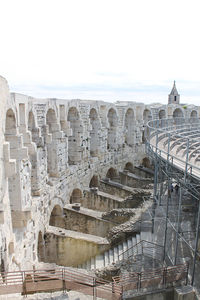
0,74,199,274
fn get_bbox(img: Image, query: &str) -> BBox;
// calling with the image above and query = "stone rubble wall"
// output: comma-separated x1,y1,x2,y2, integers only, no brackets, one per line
0,75,199,272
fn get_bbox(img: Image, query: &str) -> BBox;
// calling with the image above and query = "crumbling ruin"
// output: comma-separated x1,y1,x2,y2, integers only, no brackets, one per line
0,76,199,298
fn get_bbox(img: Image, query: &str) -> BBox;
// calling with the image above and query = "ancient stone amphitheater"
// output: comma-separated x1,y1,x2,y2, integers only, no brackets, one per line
0,76,199,299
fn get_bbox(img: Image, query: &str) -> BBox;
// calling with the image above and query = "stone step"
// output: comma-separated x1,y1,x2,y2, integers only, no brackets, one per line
109,249,114,264
113,247,119,262
136,233,142,254
122,241,128,259
127,238,133,257
95,254,104,269
118,244,123,260
104,251,109,266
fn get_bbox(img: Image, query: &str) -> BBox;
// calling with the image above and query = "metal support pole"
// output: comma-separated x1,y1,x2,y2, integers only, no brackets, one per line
153,131,159,199
184,139,189,183
167,133,171,171
93,278,96,300
191,200,200,286
174,186,182,265
159,170,164,205
163,178,170,262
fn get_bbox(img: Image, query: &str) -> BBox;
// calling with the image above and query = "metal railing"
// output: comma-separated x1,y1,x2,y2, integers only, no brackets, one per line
146,117,200,181
118,239,164,262
0,267,122,299
113,263,189,294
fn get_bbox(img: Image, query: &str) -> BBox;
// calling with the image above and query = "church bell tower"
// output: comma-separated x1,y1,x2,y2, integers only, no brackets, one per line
168,81,180,104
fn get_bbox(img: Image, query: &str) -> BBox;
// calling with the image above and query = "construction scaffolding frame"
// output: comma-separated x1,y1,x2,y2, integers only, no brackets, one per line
146,117,200,287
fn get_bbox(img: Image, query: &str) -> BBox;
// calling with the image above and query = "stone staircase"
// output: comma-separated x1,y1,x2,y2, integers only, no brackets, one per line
78,226,159,270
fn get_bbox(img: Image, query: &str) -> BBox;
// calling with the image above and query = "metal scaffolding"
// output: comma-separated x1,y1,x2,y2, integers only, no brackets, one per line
146,117,200,287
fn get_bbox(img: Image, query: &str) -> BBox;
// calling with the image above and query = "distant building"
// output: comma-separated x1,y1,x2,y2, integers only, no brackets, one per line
168,81,180,104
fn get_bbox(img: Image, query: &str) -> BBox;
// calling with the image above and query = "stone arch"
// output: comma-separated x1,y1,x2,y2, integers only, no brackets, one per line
158,109,166,119
143,109,152,123
37,231,45,262
106,167,118,180
124,162,134,172
89,108,100,157
70,189,83,204
107,108,118,150
67,107,83,165
46,108,58,133
89,175,99,188
5,109,21,210
190,110,198,118
28,111,41,195
173,108,184,118
124,108,135,146
28,111,39,144
46,109,59,177
142,109,152,142
49,205,63,227
5,109,17,136
142,157,151,168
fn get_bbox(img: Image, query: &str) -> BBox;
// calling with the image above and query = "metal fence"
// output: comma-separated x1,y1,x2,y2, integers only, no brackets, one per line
0,267,122,299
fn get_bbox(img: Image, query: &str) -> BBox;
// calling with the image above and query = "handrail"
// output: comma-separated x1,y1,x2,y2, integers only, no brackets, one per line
146,118,200,181
112,262,189,293
118,239,164,261
0,267,123,297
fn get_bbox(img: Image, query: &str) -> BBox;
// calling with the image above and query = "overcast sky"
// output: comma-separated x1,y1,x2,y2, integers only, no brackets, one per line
0,0,200,104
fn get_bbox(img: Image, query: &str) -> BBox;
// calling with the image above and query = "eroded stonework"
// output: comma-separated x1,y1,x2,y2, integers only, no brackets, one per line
0,75,199,272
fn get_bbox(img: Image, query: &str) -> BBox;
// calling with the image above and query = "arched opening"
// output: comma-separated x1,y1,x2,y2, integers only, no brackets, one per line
106,167,118,181
89,108,100,157
142,157,151,168
5,109,17,136
37,231,45,262
28,111,41,195
107,108,117,150
67,107,83,165
28,111,39,144
46,109,59,177
125,108,135,146
5,109,21,210
190,110,198,118
49,205,64,227
173,108,183,118
158,110,166,119
143,109,152,142
124,162,134,173
70,189,83,204
143,109,152,124
46,109,57,133
89,175,99,188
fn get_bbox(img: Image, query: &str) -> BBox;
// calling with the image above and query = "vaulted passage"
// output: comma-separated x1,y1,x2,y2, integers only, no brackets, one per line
107,108,117,150
124,162,134,172
158,109,166,119
125,108,135,146
70,189,83,204
173,108,183,118
190,110,198,118
106,167,118,181
5,109,20,210
89,108,100,157
28,111,40,195
67,107,83,165
37,231,45,262
49,205,63,227
46,109,58,176
89,175,99,188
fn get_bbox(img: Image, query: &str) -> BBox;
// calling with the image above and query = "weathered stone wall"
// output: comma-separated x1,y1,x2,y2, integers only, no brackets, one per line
0,75,199,272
